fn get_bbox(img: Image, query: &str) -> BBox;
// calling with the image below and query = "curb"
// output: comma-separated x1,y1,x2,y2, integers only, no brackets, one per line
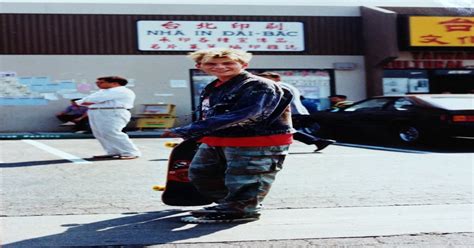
0,131,165,140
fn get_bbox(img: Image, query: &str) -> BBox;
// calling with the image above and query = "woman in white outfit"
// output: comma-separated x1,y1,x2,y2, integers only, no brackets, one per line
76,76,141,159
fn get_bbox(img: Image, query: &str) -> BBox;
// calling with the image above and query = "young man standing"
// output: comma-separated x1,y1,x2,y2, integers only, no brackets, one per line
162,48,293,223
76,76,141,160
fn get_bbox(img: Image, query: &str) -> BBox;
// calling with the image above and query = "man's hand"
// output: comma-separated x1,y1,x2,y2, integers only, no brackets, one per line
161,130,180,138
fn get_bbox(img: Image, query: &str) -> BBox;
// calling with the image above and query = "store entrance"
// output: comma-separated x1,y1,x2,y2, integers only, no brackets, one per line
430,70,474,94
383,69,474,95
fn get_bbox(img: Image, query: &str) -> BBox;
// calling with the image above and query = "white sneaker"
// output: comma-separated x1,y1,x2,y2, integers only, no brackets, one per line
60,121,76,126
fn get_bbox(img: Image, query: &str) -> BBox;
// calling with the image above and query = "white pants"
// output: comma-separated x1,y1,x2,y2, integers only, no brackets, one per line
88,109,141,157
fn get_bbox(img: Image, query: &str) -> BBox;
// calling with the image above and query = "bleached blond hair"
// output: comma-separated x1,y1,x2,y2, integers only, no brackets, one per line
187,48,253,64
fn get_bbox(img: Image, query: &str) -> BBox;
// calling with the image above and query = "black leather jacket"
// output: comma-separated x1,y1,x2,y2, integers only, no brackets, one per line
172,71,293,139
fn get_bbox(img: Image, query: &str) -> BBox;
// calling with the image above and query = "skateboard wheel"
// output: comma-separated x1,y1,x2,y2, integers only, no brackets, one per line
152,185,166,191
164,142,179,148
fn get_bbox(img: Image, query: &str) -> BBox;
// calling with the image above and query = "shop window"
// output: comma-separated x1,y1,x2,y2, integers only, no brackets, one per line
383,70,429,95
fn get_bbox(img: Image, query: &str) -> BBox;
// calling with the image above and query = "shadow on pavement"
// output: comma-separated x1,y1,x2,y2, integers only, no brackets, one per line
0,159,75,168
3,210,242,247
0,157,128,168
149,158,169,162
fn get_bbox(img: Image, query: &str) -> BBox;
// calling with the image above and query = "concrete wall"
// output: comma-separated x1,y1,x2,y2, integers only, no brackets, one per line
0,54,365,132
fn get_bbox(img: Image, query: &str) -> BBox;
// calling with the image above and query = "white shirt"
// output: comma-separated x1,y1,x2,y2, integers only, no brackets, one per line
280,82,310,115
76,86,136,109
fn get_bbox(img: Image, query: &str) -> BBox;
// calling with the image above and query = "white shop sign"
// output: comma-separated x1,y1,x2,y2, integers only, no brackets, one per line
137,20,305,51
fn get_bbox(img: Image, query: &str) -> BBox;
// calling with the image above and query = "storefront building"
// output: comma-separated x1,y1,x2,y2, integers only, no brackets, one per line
0,3,472,132
361,7,473,96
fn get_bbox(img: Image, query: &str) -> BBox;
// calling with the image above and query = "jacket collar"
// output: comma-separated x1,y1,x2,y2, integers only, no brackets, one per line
207,71,251,89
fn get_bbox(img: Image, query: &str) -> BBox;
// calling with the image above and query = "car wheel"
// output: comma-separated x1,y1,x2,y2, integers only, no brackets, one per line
397,125,421,143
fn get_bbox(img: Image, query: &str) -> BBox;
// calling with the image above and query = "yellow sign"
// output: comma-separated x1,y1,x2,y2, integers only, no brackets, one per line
409,16,474,47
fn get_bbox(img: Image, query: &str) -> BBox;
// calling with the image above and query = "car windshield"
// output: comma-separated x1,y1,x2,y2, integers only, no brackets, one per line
417,95,474,110
344,98,392,112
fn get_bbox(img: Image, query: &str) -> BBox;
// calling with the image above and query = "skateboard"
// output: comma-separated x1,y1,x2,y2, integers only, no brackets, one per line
159,138,213,206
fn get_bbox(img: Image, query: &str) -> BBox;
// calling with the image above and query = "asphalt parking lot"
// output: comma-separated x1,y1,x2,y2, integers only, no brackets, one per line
1,137,473,247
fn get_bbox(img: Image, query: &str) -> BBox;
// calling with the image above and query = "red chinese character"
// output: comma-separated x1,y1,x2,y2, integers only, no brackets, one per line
419,35,450,45
275,38,287,43
207,44,216,48
249,45,261,49
231,23,250,30
285,44,297,50
267,45,279,50
438,18,474,32
217,37,230,43
266,23,283,30
190,44,199,49
159,37,171,42
257,38,268,43
237,38,248,43
161,21,180,29
198,37,210,43
196,22,217,29
178,38,191,42
229,45,243,49
167,44,177,49
457,36,474,44
150,44,160,49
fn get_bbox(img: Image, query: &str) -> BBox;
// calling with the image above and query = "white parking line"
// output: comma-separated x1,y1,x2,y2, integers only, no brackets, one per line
22,139,92,164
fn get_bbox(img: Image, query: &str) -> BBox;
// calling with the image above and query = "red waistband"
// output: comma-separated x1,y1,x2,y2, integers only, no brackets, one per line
199,133,293,147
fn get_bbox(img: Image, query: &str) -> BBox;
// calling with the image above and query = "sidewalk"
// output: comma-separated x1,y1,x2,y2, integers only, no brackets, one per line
0,130,165,140
2,204,472,247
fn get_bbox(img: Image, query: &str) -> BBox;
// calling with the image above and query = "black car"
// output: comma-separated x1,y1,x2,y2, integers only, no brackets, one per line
310,94,474,144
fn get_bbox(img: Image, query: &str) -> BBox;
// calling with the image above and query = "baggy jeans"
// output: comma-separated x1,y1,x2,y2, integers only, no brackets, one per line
188,144,289,214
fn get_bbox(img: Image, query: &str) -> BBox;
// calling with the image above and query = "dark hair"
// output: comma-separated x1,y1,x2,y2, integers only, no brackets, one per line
97,76,128,86
329,94,347,99
257,71,281,78
70,98,81,101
